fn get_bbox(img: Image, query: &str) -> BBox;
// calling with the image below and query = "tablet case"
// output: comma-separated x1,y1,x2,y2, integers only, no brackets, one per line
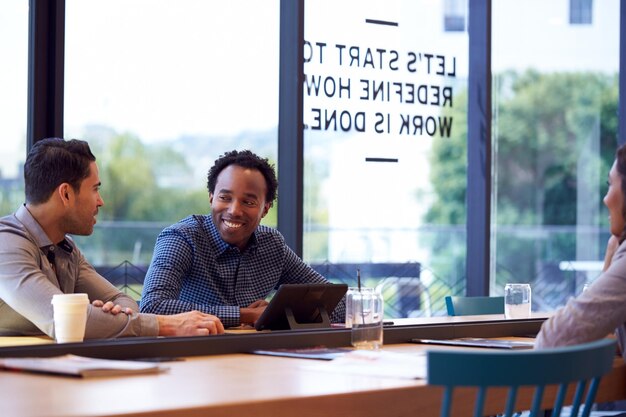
254,283,348,331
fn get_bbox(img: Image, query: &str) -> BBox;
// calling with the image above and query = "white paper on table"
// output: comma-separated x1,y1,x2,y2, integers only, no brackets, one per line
304,349,427,380
0,354,169,377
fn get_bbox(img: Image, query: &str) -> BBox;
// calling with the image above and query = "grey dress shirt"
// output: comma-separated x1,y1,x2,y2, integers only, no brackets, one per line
535,240,626,359
0,205,159,339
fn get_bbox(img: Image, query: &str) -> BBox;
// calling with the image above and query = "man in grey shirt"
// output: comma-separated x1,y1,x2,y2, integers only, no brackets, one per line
0,137,224,339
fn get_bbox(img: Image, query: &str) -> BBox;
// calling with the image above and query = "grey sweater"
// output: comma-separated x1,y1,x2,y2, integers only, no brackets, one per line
535,240,626,359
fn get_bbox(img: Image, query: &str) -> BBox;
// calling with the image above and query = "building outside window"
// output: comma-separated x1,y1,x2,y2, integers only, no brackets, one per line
444,0,467,32
570,0,593,25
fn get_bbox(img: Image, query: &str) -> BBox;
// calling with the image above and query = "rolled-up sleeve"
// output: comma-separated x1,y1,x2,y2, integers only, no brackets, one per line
74,252,159,338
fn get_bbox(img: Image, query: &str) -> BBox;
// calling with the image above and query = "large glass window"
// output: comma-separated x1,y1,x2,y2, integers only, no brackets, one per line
65,1,279,281
303,0,469,317
492,0,619,310
0,1,28,216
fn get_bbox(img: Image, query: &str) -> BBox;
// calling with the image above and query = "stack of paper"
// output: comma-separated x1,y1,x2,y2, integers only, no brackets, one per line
0,354,169,378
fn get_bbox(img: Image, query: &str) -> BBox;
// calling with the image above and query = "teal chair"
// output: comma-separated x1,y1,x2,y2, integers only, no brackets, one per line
444,295,504,316
427,338,617,417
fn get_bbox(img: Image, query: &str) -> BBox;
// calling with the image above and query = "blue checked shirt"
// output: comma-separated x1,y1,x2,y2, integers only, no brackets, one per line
140,215,345,328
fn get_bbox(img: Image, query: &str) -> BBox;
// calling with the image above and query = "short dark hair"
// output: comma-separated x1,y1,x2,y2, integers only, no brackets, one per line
207,150,277,203
24,138,96,204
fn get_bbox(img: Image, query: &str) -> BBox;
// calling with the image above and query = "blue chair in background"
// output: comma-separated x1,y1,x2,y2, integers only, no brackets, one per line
427,338,617,417
444,295,504,316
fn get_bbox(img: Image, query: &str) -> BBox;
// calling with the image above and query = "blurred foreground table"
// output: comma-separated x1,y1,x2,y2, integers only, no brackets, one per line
0,312,624,417
0,340,624,417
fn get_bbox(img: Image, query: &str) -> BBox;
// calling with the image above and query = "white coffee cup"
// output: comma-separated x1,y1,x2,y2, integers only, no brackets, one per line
51,293,89,343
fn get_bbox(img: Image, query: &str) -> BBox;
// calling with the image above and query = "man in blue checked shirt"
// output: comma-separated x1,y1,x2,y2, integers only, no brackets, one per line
140,150,346,328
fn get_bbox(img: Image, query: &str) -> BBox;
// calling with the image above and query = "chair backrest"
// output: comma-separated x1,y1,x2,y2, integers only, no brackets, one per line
427,338,616,417
444,295,504,316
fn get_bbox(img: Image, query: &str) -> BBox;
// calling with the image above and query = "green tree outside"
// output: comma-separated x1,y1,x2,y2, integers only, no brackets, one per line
426,70,618,297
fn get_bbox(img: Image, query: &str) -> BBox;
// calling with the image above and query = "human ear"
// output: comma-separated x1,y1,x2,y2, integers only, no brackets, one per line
261,202,271,218
58,183,72,204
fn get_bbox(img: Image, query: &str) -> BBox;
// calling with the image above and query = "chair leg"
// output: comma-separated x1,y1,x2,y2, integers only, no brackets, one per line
530,385,545,417
475,388,486,417
441,387,453,417
505,387,518,417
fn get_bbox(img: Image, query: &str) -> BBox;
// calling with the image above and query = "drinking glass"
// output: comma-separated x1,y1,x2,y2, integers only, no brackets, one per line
344,286,363,328
350,288,384,349
504,283,531,319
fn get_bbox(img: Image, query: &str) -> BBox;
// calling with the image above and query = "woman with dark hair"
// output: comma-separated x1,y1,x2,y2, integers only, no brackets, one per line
536,144,626,356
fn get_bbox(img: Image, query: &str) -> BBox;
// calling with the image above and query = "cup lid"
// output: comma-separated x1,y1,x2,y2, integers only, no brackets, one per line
51,293,89,304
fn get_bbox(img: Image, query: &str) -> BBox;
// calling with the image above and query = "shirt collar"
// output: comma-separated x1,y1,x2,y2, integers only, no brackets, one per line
16,205,73,254
205,215,258,255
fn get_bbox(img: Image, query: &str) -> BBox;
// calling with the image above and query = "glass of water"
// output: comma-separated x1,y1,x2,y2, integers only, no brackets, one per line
344,287,362,328
504,283,532,319
350,288,384,350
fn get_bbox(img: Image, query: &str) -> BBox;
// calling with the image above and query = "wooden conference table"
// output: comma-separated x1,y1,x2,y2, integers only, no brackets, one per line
0,314,624,417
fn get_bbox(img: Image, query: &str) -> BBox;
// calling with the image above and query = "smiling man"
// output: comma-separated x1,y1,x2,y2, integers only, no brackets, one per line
140,150,345,327
0,138,224,339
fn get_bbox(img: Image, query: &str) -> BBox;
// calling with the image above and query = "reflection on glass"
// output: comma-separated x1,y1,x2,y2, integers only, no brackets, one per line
303,0,469,317
492,0,619,310
64,0,279,271
0,1,27,216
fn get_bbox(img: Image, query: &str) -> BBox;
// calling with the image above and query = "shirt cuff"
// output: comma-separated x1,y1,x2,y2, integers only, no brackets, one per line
213,306,241,328
138,313,160,336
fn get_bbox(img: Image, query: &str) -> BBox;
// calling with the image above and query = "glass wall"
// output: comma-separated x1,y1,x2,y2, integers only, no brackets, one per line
0,1,28,216
303,0,469,317
64,1,279,276
8,1,624,311
491,0,620,310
